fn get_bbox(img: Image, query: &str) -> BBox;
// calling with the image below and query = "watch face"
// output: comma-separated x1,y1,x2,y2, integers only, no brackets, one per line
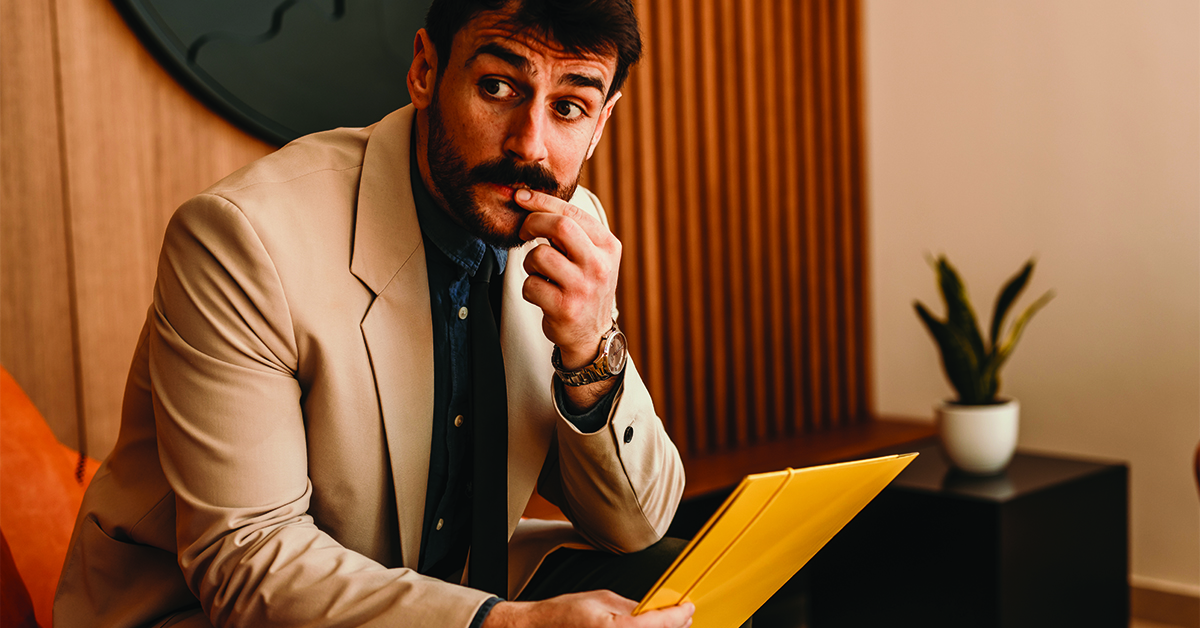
606,331,628,374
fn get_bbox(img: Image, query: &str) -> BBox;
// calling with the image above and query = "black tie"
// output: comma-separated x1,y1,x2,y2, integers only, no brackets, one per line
469,250,507,597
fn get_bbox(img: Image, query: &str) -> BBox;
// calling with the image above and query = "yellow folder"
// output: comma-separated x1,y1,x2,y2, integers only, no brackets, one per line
634,453,918,627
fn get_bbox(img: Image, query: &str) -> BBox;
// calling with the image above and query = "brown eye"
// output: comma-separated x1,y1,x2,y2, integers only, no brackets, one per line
480,79,516,99
554,101,584,120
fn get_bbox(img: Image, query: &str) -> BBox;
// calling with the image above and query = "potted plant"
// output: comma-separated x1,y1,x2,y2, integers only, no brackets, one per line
914,256,1053,475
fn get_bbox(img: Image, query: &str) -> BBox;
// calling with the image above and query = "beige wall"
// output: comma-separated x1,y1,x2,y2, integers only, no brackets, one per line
864,0,1199,593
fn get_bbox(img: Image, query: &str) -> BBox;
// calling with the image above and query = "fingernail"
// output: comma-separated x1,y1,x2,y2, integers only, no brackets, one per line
516,189,532,202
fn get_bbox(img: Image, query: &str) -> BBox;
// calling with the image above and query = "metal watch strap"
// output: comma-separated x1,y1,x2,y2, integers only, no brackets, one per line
553,323,623,387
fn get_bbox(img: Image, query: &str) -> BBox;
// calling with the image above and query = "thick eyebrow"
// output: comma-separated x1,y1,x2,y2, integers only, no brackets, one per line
561,72,606,96
467,42,532,75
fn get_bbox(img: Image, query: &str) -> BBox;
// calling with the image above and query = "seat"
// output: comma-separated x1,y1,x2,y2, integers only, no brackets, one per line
0,367,100,627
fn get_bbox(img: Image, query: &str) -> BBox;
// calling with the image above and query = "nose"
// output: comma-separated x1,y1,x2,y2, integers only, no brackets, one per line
503,103,550,164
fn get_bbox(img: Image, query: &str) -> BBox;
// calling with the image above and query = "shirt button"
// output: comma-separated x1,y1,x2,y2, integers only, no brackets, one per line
458,307,469,320
454,414,464,428
436,518,444,531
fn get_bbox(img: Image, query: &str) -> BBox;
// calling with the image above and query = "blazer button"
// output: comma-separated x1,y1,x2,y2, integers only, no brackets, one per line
623,426,634,444
454,414,464,428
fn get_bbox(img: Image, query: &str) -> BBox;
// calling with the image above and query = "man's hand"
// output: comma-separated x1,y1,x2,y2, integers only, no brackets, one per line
516,189,622,413
482,591,695,628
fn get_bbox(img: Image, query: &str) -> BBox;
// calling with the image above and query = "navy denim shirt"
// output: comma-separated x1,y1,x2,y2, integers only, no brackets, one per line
408,146,619,623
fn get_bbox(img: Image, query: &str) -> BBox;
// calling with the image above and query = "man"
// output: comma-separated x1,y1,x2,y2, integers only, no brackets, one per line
54,0,693,626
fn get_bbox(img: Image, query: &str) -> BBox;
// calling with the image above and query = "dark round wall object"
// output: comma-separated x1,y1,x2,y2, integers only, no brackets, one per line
113,0,431,146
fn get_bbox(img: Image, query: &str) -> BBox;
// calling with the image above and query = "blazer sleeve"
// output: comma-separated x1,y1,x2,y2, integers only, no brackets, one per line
149,193,491,627
538,189,686,554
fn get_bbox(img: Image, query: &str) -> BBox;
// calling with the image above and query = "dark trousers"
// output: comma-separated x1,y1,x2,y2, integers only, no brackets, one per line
517,537,752,627
517,537,689,602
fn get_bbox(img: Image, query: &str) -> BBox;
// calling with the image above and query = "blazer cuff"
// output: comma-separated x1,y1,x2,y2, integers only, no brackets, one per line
469,596,502,628
552,371,625,434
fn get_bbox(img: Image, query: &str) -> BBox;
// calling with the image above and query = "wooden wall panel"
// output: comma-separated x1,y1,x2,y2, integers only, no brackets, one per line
5,0,868,462
0,0,82,450
585,0,871,458
52,0,272,457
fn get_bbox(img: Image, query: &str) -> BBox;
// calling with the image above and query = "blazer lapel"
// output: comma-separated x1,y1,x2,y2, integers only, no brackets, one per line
500,241,561,536
351,106,433,570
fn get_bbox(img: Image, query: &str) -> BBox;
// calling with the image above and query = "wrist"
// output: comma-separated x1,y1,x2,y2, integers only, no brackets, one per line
557,344,600,371
480,601,526,628
552,322,626,388
559,375,619,416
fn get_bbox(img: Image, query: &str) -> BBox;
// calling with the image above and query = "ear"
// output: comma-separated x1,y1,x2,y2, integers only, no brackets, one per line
407,28,438,110
586,91,622,160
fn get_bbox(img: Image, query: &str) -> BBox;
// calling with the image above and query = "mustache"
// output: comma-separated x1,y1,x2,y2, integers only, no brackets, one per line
469,158,561,196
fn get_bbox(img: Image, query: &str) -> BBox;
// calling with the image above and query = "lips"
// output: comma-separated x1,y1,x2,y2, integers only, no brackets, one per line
488,182,542,199
488,183,519,197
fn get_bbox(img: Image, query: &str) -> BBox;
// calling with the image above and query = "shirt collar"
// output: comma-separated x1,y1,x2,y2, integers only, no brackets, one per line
409,134,508,278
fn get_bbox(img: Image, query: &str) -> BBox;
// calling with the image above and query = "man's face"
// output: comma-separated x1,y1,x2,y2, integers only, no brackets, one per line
410,12,620,248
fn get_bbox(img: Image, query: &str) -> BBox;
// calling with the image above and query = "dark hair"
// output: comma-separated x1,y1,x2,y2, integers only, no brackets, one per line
425,0,642,100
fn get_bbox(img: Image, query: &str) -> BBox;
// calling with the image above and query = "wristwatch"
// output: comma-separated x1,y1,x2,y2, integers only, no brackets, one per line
552,322,627,387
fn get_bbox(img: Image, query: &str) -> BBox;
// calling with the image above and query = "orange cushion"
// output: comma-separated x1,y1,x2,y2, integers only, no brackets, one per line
0,367,100,627
1,530,39,627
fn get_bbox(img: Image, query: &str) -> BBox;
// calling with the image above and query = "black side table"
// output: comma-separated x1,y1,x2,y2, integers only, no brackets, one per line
807,445,1128,628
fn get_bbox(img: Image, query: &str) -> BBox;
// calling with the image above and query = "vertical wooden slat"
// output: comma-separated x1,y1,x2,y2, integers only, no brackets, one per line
676,0,706,456
739,0,768,445
847,0,872,421
761,0,788,440
834,0,858,422
799,0,823,434
815,0,840,429
653,0,686,444
779,0,804,438
697,0,724,453
714,0,746,449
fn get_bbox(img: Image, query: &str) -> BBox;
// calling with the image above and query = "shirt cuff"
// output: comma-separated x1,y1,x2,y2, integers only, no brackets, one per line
553,371,625,434
470,596,502,628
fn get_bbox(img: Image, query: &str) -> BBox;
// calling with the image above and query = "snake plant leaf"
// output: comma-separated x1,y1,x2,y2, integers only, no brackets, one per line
979,353,1003,403
992,290,1055,375
948,326,991,404
936,257,988,363
915,301,982,404
990,260,1034,351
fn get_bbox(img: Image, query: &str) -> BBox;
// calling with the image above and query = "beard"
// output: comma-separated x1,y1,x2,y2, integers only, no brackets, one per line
426,95,582,249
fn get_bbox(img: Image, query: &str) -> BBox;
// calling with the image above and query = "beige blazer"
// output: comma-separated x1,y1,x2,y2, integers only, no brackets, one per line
53,106,685,628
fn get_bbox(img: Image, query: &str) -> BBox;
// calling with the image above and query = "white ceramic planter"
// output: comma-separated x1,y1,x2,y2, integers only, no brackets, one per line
936,399,1019,475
